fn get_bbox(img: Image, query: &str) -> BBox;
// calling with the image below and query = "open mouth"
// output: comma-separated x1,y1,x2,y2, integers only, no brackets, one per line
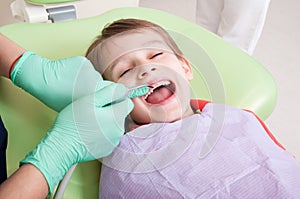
144,80,176,104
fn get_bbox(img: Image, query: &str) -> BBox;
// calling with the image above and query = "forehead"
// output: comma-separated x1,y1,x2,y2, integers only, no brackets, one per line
99,29,172,70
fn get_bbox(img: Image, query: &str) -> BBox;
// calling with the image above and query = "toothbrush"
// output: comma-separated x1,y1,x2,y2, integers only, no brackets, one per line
103,84,150,107
127,84,150,98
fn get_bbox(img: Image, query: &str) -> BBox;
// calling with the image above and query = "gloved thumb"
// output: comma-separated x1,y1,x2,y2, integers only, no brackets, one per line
93,82,128,107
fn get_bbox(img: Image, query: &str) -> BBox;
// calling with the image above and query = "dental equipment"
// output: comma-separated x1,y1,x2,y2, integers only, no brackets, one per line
103,84,150,107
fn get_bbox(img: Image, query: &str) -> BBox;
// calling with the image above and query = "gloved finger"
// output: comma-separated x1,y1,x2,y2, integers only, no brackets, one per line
93,83,128,107
97,97,134,141
82,98,134,159
12,54,108,112
72,59,105,100
73,60,116,102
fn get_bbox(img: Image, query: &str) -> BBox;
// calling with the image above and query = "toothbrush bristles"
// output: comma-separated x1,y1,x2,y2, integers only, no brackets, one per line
128,85,150,99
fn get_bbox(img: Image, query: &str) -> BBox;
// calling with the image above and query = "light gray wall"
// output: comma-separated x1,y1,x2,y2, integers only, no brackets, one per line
0,0,16,25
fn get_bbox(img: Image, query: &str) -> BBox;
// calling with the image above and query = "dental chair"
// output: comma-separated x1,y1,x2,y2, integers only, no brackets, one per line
0,7,277,199
10,0,139,23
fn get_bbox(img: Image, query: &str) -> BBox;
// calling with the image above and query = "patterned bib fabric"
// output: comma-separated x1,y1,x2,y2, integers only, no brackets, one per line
100,103,300,198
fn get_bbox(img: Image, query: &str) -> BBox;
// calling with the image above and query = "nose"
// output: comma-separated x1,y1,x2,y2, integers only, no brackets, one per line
138,65,157,79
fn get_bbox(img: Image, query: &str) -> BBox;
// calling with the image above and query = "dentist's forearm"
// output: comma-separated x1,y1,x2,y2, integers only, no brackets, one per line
0,33,26,78
0,164,49,199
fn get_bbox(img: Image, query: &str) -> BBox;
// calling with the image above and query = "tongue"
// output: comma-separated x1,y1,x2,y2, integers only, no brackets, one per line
146,86,172,104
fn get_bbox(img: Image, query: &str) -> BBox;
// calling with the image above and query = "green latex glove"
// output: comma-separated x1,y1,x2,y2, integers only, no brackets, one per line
11,51,107,112
20,82,133,194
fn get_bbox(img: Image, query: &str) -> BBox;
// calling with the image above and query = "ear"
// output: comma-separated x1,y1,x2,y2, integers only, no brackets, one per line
180,56,193,81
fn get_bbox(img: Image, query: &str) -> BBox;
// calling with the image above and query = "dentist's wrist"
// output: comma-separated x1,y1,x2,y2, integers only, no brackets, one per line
9,53,23,79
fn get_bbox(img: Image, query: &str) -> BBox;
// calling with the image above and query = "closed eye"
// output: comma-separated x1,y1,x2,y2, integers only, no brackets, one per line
120,68,132,77
150,52,163,59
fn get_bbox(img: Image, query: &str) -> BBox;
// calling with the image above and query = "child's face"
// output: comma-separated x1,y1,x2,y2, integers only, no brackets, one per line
99,29,194,124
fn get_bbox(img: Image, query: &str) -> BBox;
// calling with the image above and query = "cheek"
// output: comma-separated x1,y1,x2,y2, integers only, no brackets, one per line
162,61,185,75
129,99,151,123
130,107,151,124
117,75,136,86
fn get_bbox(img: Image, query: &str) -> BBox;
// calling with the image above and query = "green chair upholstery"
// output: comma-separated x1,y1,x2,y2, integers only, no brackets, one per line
0,7,277,199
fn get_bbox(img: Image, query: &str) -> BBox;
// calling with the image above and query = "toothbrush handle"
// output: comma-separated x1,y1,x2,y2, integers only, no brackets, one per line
102,97,127,107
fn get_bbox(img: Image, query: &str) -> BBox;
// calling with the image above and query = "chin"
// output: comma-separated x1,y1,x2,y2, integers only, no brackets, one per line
150,110,183,123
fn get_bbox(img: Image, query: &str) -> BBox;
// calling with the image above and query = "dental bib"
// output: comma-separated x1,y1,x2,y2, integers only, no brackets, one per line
100,103,300,198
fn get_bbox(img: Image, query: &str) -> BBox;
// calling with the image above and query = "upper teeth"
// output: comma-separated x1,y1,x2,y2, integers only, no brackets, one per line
144,80,171,99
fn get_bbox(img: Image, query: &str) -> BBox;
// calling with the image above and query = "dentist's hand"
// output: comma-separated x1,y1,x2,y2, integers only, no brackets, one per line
20,82,133,193
11,52,106,112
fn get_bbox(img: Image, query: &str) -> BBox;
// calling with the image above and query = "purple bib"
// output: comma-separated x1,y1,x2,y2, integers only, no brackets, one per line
100,104,300,198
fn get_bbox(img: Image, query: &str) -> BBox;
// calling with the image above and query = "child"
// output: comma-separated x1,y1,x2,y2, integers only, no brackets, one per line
86,18,300,198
